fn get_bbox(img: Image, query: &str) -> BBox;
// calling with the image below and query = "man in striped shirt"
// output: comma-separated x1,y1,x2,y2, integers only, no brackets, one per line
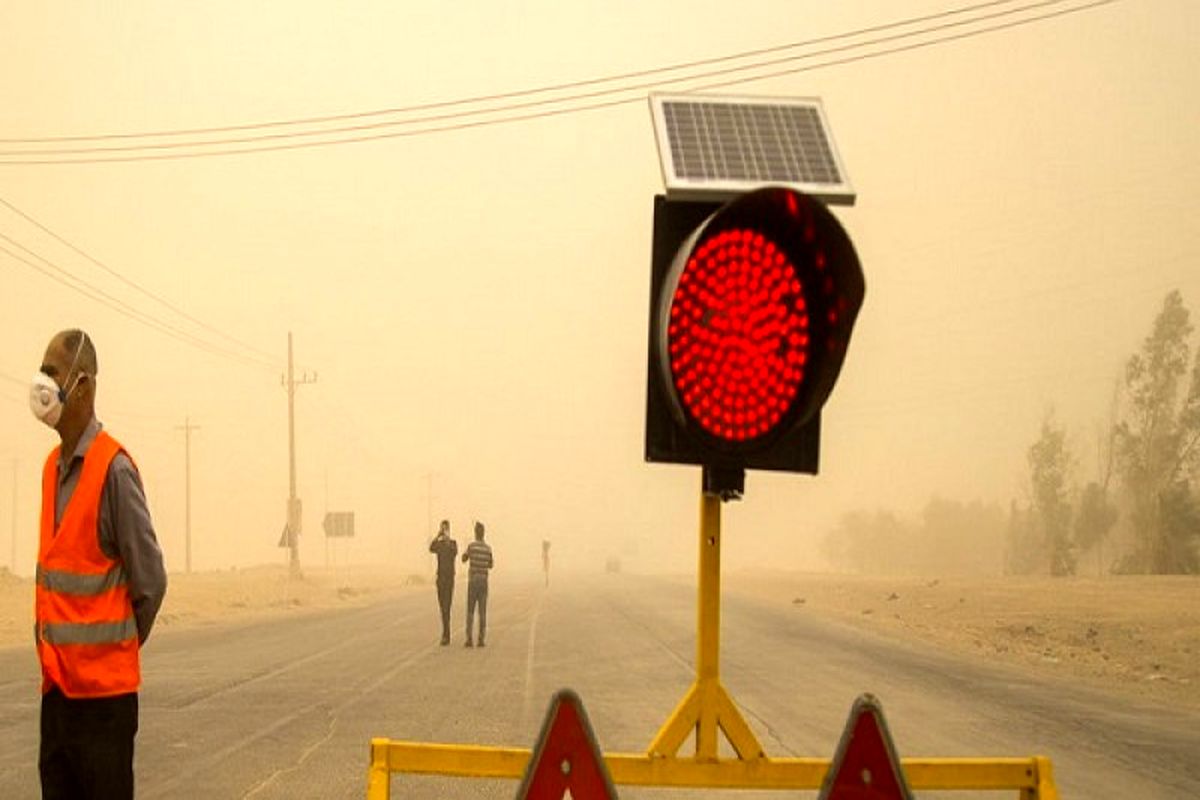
460,521,494,647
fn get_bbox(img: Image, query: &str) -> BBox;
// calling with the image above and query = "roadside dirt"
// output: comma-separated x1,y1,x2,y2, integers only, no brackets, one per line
0,564,417,649
723,570,1200,711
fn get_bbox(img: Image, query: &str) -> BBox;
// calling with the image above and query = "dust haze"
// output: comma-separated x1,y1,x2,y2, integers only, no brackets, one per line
1,1,1198,583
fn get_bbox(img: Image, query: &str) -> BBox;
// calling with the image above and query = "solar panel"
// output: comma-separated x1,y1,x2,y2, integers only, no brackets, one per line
649,93,855,206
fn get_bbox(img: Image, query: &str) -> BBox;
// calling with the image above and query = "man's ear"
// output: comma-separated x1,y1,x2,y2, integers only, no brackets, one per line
82,374,99,402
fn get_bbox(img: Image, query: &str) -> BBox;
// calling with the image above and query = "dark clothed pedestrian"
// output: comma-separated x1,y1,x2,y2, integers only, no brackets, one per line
461,521,494,647
428,520,458,645
31,329,167,800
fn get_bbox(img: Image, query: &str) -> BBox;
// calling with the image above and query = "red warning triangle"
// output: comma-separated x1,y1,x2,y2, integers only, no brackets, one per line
515,690,618,800
818,694,914,800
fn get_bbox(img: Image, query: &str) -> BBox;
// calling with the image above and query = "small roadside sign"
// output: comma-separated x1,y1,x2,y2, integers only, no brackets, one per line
515,689,617,800
323,511,355,538
819,694,913,800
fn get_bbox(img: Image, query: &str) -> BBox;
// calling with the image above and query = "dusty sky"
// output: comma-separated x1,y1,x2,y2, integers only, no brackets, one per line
1,0,1197,576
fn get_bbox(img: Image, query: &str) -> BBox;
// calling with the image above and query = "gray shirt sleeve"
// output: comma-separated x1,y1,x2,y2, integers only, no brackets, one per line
99,454,168,645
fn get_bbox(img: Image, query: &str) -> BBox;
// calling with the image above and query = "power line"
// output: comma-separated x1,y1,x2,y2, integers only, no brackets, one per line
0,238,279,372
0,0,1118,165
0,0,1032,145
0,195,280,363
0,233,162,323
687,0,1117,92
0,0,1103,157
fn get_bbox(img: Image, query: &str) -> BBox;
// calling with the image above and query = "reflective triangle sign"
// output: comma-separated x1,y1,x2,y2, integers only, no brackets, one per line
515,689,617,800
818,694,914,800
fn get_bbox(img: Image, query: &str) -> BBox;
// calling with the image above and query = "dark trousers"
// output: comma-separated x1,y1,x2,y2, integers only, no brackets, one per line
466,578,488,643
40,688,138,800
436,577,454,640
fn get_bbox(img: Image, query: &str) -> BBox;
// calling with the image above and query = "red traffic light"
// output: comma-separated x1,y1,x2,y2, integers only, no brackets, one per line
666,226,812,443
653,187,863,455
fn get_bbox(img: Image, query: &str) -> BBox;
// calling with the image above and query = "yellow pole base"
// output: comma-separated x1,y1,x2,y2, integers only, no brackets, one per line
648,678,764,762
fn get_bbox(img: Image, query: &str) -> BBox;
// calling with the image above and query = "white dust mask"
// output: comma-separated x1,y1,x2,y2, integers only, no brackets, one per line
29,372,67,428
29,335,87,429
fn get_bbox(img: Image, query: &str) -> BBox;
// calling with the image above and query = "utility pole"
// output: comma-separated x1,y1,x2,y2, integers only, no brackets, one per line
175,417,200,574
425,471,434,573
283,332,317,579
9,460,17,574
324,468,330,571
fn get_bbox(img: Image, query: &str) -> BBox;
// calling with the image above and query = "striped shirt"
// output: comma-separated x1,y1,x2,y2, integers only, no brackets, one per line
462,540,494,581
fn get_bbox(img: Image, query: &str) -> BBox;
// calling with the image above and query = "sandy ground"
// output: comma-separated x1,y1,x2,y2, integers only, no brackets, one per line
0,564,419,650
4,565,1197,712
722,570,1200,710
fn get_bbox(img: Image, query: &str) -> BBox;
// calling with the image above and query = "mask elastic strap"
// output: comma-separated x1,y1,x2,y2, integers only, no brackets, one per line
60,333,88,401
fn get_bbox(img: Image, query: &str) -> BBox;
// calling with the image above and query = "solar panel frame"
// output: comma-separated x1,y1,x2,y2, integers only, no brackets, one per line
649,93,855,206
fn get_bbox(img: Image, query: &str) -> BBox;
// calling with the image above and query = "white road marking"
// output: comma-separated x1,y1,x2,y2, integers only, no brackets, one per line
521,592,544,727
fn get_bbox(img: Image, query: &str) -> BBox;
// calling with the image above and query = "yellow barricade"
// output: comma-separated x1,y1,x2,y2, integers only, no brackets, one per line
366,739,1058,798
367,492,1059,799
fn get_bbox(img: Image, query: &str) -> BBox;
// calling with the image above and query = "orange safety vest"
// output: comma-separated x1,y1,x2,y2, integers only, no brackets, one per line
35,430,140,698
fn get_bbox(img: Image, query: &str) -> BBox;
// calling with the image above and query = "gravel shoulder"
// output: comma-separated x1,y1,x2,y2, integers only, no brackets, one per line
721,570,1200,711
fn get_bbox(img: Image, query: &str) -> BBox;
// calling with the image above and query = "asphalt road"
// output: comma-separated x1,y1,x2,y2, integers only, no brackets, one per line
0,573,1197,798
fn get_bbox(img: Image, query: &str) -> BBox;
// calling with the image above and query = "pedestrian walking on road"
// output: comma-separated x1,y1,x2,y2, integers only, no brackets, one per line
462,521,494,647
30,329,168,800
428,520,457,645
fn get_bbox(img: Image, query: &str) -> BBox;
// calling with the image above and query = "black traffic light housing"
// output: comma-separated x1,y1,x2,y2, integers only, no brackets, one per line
644,188,864,479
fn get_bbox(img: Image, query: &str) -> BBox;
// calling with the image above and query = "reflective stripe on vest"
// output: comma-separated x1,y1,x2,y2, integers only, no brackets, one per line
39,618,138,646
37,430,141,697
36,564,128,596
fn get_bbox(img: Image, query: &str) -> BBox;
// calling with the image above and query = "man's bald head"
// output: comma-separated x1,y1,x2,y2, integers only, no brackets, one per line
56,330,98,377
40,330,97,431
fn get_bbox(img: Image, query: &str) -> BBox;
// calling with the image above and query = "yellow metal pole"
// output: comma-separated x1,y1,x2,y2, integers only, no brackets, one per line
698,489,721,683
647,683,700,757
367,738,391,800
695,488,722,759
1023,756,1058,800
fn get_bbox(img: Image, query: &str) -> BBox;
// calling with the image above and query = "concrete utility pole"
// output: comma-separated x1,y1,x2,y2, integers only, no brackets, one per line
425,471,433,549
10,460,17,574
175,417,200,574
283,332,317,579
424,471,437,574
324,468,330,570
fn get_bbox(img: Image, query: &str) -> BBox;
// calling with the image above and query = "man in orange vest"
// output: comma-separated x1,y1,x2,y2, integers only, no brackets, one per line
30,329,167,800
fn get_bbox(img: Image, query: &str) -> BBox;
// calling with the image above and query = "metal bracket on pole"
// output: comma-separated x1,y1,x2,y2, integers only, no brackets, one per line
702,465,744,502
